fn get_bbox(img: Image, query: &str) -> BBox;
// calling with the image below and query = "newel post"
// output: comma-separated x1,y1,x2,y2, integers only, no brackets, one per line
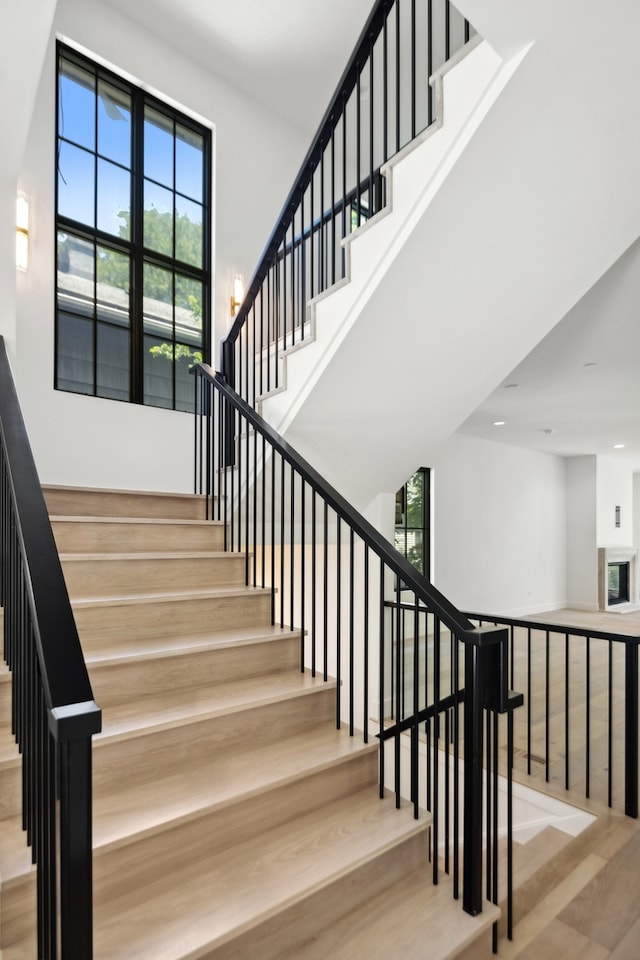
461,625,510,917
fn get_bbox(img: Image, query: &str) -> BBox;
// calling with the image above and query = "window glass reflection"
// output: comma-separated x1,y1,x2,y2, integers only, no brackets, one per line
144,107,174,187
98,80,131,167
59,59,95,151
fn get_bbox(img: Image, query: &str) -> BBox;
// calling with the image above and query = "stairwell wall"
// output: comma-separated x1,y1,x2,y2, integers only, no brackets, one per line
432,433,567,616
13,0,308,492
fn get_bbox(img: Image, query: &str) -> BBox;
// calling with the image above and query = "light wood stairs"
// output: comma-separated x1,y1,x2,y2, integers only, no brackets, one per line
0,485,500,960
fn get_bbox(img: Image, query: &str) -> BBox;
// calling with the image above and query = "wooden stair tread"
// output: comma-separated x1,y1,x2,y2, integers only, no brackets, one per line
0,728,375,886
84,624,302,664
96,671,334,741
94,790,429,960
293,866,500,960
51,515,221,526
60,550,240,561
93,726,376,850
71,583,269,608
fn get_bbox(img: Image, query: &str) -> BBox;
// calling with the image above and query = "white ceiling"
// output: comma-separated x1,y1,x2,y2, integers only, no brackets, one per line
101,0,375,134
459,234,640,467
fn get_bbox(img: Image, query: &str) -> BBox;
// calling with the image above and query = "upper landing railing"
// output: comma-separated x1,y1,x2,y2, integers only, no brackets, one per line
0,336,101,960
221,0,473,406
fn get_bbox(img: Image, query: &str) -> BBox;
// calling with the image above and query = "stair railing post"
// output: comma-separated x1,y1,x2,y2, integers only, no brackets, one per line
50,703,101,960
461,625,512,917
625,640,639,818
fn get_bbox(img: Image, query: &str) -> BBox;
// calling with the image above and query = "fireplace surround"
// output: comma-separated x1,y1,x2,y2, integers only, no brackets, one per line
598,547,638,610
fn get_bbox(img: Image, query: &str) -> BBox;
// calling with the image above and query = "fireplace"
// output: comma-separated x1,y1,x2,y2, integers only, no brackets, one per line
608,561,630,605
598,548,638,610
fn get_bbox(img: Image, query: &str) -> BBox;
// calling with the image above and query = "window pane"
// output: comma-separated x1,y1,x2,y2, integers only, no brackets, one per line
175,346,200,412
406,474,424,526
144,107,174,187
57,233,94,317
175,275,202,346
144,335,173,408
58,141,95,227
98,80,131,167
144,181,174,256
97,323,130,400
57,312,94,394
175,197,203,268
176,125,203,202
143,263,173,337
96,246,130,326
98,159,130,237
59,58,95,151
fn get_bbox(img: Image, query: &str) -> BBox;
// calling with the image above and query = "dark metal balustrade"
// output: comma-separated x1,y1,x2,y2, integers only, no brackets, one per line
193,363,522,940
0,337,101,960
466,612,640,819
221,0,473,407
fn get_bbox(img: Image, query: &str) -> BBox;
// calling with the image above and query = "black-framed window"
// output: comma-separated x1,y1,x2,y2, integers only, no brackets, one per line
395,468,431,579
55,44,211,411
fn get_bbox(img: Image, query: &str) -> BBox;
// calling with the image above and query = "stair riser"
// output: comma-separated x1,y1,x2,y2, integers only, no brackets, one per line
93,750,378,907
44,487,206,520
73,592,272,650
0,762,21,821
208,828,430,960
88,636,300,706
0,874,36,950
93,688,336,793
52,519,225,553
62,554,246,599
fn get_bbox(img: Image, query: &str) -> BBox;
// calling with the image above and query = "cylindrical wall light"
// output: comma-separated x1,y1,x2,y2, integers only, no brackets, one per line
16,194,29,272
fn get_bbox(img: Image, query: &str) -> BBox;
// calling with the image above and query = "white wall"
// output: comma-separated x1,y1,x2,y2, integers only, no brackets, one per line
566,456,598,610
596,454,634,547
13,0,307,491
432,433,567,617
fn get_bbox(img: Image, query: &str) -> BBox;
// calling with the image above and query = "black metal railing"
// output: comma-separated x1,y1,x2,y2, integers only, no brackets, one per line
193,363,522,937
466,612,640,819
0,336,101,959
221,0,473,407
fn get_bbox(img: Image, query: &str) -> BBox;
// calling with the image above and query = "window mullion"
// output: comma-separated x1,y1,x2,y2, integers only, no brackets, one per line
131,86,145,404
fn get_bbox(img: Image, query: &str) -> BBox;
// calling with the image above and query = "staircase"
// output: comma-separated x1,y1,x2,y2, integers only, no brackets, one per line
0,485,499,960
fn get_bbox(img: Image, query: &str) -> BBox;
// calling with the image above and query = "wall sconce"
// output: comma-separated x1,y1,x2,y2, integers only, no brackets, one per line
16,194,29,272
230,274,244,317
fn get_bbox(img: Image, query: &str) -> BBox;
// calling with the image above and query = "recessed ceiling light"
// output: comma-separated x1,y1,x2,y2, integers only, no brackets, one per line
584,362,597,367
614,443,625,449
541,428,555,435
493,420,506,427
504,383,519,389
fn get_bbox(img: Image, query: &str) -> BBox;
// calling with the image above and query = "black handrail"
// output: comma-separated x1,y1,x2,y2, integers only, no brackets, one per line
193,362,521,929
221,0,473,406
0,336,101,959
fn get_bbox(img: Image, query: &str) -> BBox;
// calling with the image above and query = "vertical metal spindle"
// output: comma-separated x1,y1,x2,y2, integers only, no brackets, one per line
259,283,265,398
378,563,386,798
369,38,375,214
433,616,440,883
356,70,361,228
565,633,570,790
341,96,347,277
394,576,401,807
336,516,342,729
492,710,499,954
545,630,550,781
445,0,451,60
411,0,416,139
310,170,315,299
300,479,306,671
453,632,460,900
244,414,250,585
290,466,295,631
280,455,285,627
395,0,401,151
252,428,257,587
586,637,591,798
608,640,613,807
624,641,639,818
331,125,336,284
320,144,326,290
527,627,532,775
270,447,276,625
507,707,515,940
485,709,492,898
444,708,450,871
323,501,329,682
290,219,295,347
427,0,433,124
261,434,266,588
383,6,389,162
349,528,355,735
363,545,369,743
312,491,317,676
